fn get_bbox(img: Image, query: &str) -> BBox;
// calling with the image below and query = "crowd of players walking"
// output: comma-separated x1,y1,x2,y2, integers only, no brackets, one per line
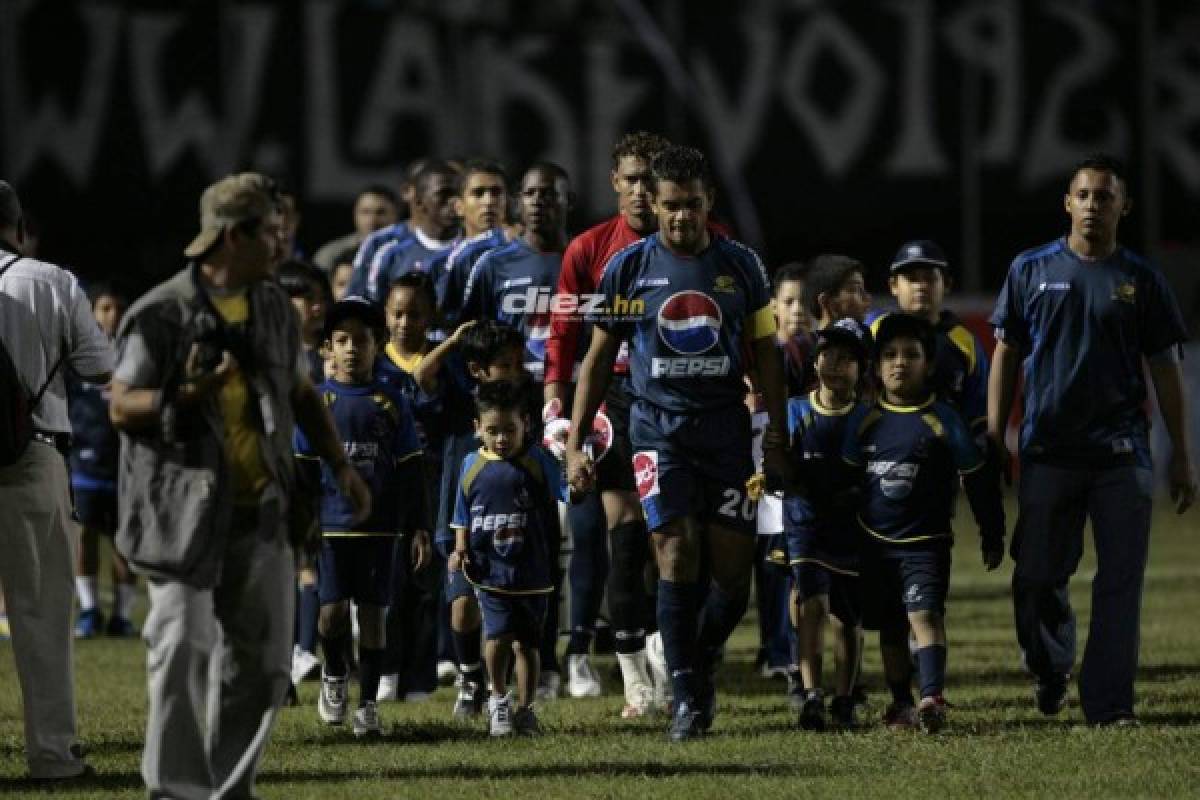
0,132,1194,798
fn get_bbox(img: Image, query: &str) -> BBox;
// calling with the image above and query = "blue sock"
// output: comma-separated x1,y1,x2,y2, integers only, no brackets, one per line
322,632,350,678
358,647,384,708
298,586,320,654
696,583,749,677
916,645,948,698
657,579,699,703
453,627,485,686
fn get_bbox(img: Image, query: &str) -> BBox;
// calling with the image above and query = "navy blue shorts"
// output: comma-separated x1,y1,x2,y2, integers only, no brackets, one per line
476,590,548,643
791,562,861,626
317,537,397,606
72,486,117,531
858,542,951,632
628,401,756,535
594,376,636,494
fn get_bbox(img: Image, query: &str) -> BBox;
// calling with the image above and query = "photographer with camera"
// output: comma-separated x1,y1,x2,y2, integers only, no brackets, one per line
108,173,370,800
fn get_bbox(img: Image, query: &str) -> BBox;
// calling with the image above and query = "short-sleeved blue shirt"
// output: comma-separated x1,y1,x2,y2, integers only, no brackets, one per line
438,229,508,325
450,445,566,594
843,396,986,546
784,391,865,543
294,377,423,535
595,233,777,413
462,238,561,382
347,222,409,300
367,233,460,306
990,238,1188,466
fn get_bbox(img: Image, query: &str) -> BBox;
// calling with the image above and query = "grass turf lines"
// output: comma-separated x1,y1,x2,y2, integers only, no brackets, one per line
2,500,1199,799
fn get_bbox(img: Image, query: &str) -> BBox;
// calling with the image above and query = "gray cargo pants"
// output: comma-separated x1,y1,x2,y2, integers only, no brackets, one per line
141,500,293,800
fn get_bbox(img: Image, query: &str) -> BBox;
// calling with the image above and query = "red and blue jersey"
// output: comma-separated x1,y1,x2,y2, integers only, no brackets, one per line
842,396,1003,548
450,445,566,594
595,233,776,413
462,238,561,382
990,238,1188,466
294,377,426,536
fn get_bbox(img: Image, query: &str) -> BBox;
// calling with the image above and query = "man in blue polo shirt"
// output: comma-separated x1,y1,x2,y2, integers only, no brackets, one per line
988,154,1196,726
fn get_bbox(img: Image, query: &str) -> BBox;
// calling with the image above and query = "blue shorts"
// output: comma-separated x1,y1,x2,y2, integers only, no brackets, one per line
628,401,756,535
791,562,861,626
317,537,397,606
476,590,548,643
72,486,117,531
858,541,951,632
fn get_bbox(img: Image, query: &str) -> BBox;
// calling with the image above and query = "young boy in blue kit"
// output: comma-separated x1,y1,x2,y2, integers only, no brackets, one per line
295,298,432,737
843,314,1005,733
785,318,870,731
449,380,566,736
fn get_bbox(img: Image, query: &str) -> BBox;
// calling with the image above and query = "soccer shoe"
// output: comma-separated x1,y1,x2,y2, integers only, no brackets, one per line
74,608,104,639
318,673,349,725
513,705,543,736
616,650,656,715
105,615,137,637
488,694,514,737
376,673,400,702
695,680,717,733
452,681,488,719
917,695,948,734
786,671,806,713
799,690,826,731
566,653,603,698
352,701,383,737
535,670,561,702
620,683,656,719
830,695,859,730
667,699,705,743
1035,675,1070,716
291,646,322,686
437,659,459,685
883,702,918,731
644,633,672,710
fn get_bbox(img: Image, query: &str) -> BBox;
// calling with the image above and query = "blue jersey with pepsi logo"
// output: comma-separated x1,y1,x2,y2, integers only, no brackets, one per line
462,238,560,382
450,445,566,594
596,233,776,413
294,377,425,535
785,392,865,546
347,222,409,300
843,396,994,546
990,238,1187,466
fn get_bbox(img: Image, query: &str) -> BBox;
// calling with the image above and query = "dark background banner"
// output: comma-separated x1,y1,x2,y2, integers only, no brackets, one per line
1,0,1197,302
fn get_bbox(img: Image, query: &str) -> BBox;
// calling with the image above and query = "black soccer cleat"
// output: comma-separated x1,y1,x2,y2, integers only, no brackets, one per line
667,699,705,743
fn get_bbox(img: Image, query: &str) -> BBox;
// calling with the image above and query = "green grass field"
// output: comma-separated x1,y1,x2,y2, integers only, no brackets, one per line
3,500,1199,799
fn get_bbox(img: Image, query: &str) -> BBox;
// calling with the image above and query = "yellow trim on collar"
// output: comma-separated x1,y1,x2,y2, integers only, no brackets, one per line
810,390,856,417
879,394,936,413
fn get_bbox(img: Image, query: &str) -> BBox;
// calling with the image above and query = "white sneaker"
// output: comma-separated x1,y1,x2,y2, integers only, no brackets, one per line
566,654,603,698
376,673,399,702
352,701,383,737
535,671,561,702
290,645,321,685
616,651,655,718
437,660,459,685
488,693,514,737
318,673,348,725
645,633,672,711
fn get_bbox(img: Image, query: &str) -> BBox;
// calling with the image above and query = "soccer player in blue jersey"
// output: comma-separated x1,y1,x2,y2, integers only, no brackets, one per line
844,314,1005,734
350,159,463,304
449,380,566,736
785,318,870,731
564,145,791,741
438,159,512,325
70,282,136,638
988,154,1195,726
872,240,988,437
295,298,432,737
415,319,536,717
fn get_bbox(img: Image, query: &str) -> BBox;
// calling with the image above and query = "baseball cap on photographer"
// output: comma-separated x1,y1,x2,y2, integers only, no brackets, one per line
184,173,278,259
889,239,949,275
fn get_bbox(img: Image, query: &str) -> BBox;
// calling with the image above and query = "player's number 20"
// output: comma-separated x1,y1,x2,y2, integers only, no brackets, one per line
717,488,755,521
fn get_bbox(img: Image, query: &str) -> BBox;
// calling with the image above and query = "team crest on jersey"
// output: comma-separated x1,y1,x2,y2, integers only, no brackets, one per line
1112,283,1136,304
712,275,737,294
632,450,660,499
876,461,919,499
657,291,722,355
493,526,524,557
